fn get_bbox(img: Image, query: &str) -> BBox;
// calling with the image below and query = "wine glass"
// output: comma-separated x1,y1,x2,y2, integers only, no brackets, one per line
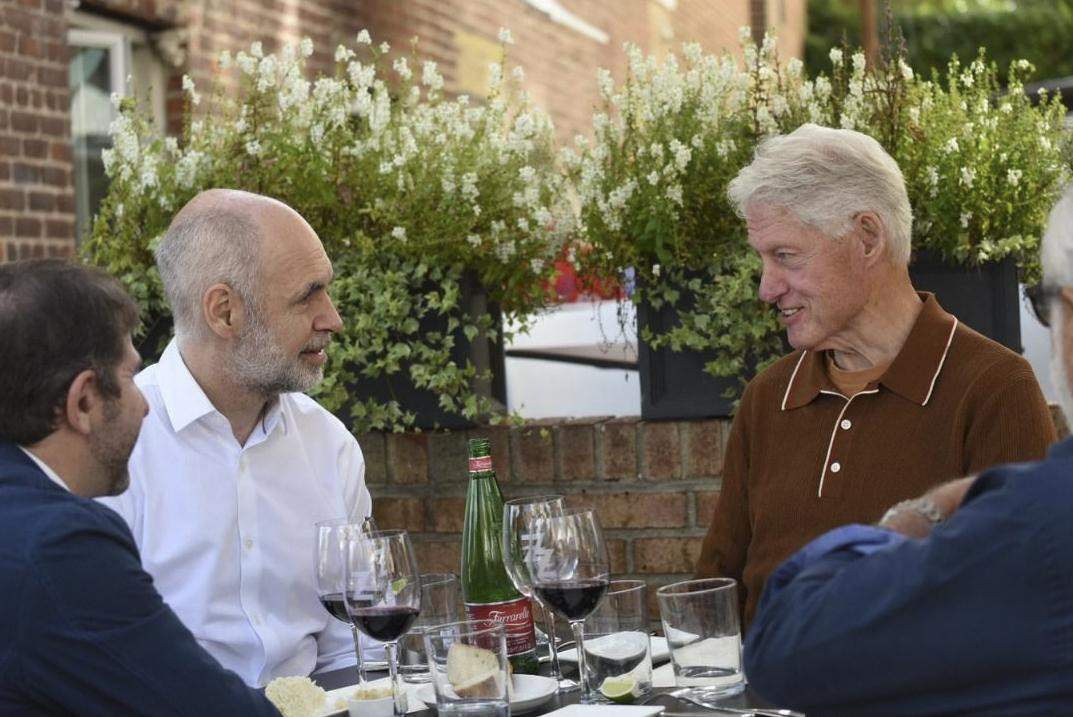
344,529,421,716
314,516,378,688
502,495,576,691
527,509,610,703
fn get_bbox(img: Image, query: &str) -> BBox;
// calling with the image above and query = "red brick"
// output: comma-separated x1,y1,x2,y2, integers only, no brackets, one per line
695,490,720,529
387,433,428,484
11,111,36,133
512,425,554,482
0,32,14,53
41,165,67,187
607,538,628,574
50,141,71,162
15,85,29,106
0,219,12,241
582,491,687,529
427,496,467,532
23,138,47,158
16,0,43,9
684,420,724,477
641,422,681,480
558,420,597,481
55,192,74,212
37,66,66,89
0,162,9,181
598,418,638,480
0,137,17,157
17,35,42,59
15,217,40,238
27,191,53,211
3,58,32,82
13,162,40,184
45,241,72,257
372,496,426,531
428,431,468,483
40,116,66,136
45,219,71,239
0,189,24,211
413,539,461,574
358,432,387,485
634,537,703,573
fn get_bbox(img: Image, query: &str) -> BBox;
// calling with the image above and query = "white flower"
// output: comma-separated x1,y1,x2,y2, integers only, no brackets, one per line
926,166,939,186
391,226,407,241
488,62,502,91
356,30,371,45
959,167,975,188
829,47,843,67
181,74,200,105
665,184,683,205
898,59,913,81
250,41,263,58
236,51,257,75
300,37,313,57
1007,169,1022,186
529,258,544,273
517,217,530,232
244,139,262,156
467,234,481,247
852,51,866,74
498,27,514,44
379,42,390,54
909,107,920,123
335,45,352,62
646,170,660,186
960,70,974,88
787,58,803,77
218,50,232,69
652,263,661,277
393,57,412,80
109,92,121,109
960,211,972,228
943,137,959,154
422,61,444,91
164,136,178,153
512,65,525,82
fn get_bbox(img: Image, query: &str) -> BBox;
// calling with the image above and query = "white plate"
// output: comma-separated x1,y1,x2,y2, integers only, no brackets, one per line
557,636,670,665
414,673,557,714
319,678,424,716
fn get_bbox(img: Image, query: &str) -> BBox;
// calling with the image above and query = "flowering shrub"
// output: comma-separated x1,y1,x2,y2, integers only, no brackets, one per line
568,31,1070,395
85,29,570,432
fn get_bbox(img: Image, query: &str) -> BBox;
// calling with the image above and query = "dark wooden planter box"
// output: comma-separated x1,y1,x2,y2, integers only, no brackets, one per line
637,250,1021,421
348,280,507,431
908,249,1021,352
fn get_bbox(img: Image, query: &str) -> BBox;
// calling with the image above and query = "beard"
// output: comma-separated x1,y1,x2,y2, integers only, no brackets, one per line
228,305,329,397
91,396,139,497
1050,307,1073,430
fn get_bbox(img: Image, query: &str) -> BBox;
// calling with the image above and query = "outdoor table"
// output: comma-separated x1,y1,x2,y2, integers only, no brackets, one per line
314,663,781,716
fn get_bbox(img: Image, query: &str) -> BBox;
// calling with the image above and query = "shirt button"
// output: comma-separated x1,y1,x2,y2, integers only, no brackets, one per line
253,613,262,625
830,461,842,473
840,419,852,430
244,538,254,550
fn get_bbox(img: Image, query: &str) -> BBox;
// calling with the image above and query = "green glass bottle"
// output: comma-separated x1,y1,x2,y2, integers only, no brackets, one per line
461,437,539,674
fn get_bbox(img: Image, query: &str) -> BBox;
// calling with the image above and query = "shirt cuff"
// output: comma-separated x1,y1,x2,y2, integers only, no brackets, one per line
760,524,906,609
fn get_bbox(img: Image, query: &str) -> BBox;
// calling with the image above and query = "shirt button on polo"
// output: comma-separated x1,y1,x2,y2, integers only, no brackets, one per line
830,461,842,473
840,419,852,430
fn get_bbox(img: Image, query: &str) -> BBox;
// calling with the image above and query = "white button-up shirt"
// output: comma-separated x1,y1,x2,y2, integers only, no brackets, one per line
99,340,374,686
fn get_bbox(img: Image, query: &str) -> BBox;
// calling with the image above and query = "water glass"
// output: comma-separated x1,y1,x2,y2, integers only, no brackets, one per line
582,579,652,702
423,620,509,717
657,578,745,703
399,573,459,683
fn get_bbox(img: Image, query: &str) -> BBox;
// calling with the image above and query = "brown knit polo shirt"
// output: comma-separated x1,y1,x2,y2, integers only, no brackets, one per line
695,293,1056,629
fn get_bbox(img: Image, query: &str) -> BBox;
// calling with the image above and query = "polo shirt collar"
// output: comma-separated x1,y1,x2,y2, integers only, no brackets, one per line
781,292,958,410
156,339,288,437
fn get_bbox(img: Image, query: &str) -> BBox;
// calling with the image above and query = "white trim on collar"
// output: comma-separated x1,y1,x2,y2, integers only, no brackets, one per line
781,351,809,411
18,446,71,492
921,318,958,407
154,339,219,433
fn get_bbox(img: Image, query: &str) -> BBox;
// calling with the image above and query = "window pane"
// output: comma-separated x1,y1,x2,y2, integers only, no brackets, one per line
69,45,115,243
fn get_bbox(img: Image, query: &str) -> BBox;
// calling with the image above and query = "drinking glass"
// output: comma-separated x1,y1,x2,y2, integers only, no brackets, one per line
399,573,460,683
423,619,509,717
314,516,378,688
344,529,422,716
657,578,745,704
582,579,652,702
501,495,575,691
527,509,610,703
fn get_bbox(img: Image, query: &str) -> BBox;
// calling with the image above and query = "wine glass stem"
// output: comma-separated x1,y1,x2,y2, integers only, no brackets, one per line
386,640,405,716
570,620,591,700
543,605,564,678
350,624,367,687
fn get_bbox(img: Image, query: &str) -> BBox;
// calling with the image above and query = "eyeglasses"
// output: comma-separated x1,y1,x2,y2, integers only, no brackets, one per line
1025,283,1061,327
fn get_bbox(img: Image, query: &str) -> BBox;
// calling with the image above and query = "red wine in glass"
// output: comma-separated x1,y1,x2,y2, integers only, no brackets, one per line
533,579,609,621
348,606,421,642
318,592,349,623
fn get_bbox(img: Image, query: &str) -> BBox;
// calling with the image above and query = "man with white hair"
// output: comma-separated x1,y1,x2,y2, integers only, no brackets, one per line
100,189,375,686
742,185,1073,716
695,124,1055,629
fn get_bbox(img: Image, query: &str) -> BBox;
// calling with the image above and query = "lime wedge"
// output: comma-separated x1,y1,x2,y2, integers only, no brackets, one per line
390,577,408,594
600,676,639,704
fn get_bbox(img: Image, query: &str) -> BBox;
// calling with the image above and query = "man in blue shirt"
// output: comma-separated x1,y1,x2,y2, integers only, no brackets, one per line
744,186,1073,717
0,259,279,716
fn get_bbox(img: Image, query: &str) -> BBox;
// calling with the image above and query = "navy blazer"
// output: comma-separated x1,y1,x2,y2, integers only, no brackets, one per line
0,442,280,716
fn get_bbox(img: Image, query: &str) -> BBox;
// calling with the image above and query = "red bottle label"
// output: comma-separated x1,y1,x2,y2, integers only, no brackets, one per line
464,597,536,656
468,456,493,473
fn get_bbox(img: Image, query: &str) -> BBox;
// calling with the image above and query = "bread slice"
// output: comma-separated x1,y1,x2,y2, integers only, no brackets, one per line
447,643,505,698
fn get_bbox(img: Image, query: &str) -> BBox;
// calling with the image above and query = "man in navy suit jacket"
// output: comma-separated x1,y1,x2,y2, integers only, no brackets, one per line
0,259,280,716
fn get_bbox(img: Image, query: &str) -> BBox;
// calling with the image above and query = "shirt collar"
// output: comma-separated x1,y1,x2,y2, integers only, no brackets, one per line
156,339,289,438
17,446,71,492
781,292,958,410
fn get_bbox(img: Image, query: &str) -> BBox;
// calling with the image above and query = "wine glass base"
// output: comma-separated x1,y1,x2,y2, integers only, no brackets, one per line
555,678,580,692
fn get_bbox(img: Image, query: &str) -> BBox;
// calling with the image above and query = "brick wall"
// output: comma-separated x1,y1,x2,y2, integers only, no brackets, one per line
0,0,76,262
366,406,1069,619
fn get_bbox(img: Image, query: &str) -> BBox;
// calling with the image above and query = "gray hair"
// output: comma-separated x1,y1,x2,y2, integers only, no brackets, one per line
154,204,262,340
1042,184,1073,287
727,124,913,265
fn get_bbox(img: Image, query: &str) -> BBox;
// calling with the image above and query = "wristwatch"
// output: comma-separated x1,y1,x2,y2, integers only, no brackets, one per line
878,496,944,529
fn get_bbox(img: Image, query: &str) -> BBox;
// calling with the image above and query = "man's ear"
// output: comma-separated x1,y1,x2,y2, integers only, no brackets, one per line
63,369,99,436
202,283,246,340
853,211,886,265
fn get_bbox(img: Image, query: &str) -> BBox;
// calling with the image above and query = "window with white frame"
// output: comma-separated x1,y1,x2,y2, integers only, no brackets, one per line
67,10,168,242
